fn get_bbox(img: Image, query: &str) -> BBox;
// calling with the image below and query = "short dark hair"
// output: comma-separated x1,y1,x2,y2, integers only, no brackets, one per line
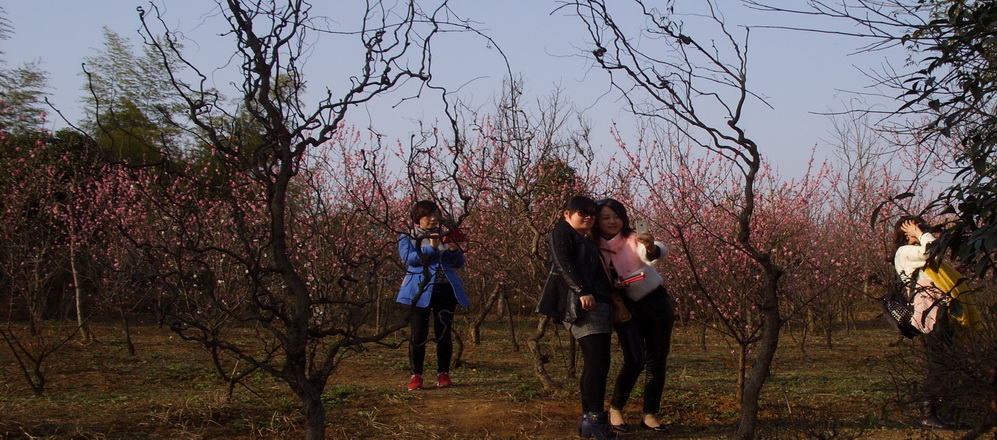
411,200,439,223
562,195,598,216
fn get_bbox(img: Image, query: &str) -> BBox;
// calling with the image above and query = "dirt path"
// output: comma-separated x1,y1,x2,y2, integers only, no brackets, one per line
324,339,717,440
0,322,958,439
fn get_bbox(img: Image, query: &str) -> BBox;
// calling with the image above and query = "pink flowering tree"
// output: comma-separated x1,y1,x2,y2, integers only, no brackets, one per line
601,134,841,398
0,123,110,395
73,165,160,356
564,1,822,436
0,134,68,396
594,90,940,432
79,2,478,438
445,79,604,388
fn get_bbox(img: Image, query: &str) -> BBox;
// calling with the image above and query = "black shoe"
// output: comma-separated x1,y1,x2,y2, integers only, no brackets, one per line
920,415,953,430
610,422,629,432
918,400,953,430
640,420,669,433
578,412,619,440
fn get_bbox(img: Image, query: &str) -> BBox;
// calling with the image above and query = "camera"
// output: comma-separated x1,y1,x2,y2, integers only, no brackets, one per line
443,227,467,243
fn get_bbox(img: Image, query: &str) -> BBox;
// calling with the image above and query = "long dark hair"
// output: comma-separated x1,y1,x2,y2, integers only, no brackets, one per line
893,215,928,250
595,198,634,238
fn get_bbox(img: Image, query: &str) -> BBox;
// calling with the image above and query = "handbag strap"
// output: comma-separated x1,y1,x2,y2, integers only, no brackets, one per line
901,268,921,302
596,252,617,286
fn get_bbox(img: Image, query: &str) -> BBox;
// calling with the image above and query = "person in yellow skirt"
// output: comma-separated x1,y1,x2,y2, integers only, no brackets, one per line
893,216,981,429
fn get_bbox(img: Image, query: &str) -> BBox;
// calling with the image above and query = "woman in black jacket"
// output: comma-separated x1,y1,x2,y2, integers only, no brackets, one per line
537,195,617,440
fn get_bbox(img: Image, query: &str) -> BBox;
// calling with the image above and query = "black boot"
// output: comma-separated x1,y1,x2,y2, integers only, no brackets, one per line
919,400,953,429
578,412,619,440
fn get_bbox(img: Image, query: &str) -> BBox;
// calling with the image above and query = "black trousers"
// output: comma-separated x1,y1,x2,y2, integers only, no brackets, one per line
578,332,612,413
610,286,675,415
408,283,457,375
921,324,954,402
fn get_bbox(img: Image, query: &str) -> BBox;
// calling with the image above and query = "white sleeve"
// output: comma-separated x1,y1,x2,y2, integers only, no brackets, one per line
893,232,936,281
638,240,668,265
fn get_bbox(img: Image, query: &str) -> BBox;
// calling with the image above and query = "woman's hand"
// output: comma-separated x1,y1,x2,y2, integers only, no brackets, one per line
579,294,595,311
901,219,923,240
636,232,659,256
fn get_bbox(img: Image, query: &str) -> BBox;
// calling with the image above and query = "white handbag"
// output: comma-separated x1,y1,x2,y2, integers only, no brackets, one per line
621,267,663,302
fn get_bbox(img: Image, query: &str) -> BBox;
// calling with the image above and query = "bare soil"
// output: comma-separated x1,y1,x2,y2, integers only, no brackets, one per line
0,313,973,439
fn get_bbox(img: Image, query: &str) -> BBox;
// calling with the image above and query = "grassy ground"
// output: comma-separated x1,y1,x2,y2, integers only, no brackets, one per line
0,308,976,439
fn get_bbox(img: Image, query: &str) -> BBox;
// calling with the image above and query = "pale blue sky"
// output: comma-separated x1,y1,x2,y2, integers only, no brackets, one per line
3,1,904,176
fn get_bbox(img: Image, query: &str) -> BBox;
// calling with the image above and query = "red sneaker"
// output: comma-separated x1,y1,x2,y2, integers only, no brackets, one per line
407,374,423,391
436,372,453,388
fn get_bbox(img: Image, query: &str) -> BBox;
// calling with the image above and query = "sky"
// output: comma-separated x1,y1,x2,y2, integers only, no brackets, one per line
2,0,907,178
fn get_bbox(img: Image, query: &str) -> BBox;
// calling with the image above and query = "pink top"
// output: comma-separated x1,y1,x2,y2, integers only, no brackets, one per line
599,232,665,276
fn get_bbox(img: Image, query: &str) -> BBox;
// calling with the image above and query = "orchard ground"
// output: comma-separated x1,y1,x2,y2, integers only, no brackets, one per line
0,303,975,439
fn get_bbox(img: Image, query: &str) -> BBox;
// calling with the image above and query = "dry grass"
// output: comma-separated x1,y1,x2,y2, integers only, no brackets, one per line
0,305,981,439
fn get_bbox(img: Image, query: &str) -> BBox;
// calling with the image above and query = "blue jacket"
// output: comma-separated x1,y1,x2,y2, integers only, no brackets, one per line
396,234,470,308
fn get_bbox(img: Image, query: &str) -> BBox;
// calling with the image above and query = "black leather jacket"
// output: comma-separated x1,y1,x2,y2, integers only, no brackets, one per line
536,219,613,322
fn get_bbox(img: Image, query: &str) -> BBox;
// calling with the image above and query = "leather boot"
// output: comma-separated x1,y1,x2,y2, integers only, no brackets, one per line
578,412,618,440
919,400,952,429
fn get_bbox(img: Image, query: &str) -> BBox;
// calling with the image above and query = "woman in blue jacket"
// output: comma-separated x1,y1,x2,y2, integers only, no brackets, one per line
397,200,469,391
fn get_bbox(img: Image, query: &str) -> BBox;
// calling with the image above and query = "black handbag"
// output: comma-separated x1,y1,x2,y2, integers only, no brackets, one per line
882,289,919,339
882,269,922,338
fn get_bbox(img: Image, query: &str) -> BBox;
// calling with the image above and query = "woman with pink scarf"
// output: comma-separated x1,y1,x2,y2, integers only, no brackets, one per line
594,198,675,434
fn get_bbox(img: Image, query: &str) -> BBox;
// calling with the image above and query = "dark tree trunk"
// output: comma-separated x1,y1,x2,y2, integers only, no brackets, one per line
503,292,519,352
527,315,559,390
737,267,782,440
470,285,501,344
300,386,326,440
119,305,135,356
452,327,464,369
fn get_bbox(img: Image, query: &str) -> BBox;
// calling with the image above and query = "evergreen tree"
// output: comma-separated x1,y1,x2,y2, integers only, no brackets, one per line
82,27,185,162
0,7,50,135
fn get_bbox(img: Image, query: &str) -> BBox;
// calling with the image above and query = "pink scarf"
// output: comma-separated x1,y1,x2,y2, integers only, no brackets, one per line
599,233,644,277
